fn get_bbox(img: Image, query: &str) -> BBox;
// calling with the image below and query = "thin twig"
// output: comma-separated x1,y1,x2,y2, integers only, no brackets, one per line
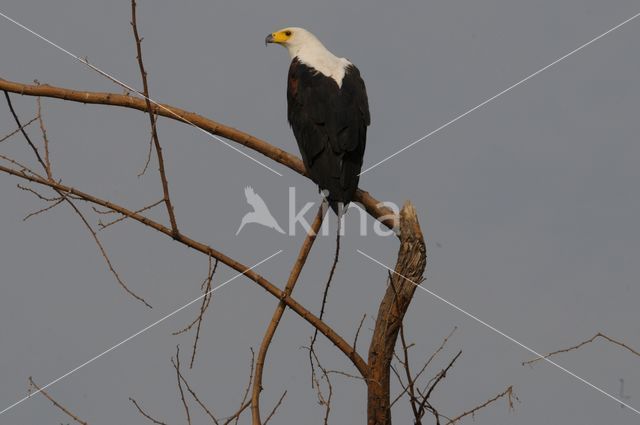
238,348,256,425
173,346,192,425
353,313,366,355
390,326,458,408
189,256,219,368
263,391,287,425
16,183,58,201
65,197,153,308
0,115,38,144
3,91,47,173
131,0,179,235
444,385,517,425
307,345,333,425
28,377,88,425
138,131,154,177
130,397,169,425
36,97,52,178
523,332,640,366
309,215,341,380
222,400,251,425
173,359,220,425
399,324,420,419
418,350,462,419
98,199,163,230
23,197,65,221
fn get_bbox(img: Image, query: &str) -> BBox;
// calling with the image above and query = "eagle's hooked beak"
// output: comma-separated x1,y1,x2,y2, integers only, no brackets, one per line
265,33,275,46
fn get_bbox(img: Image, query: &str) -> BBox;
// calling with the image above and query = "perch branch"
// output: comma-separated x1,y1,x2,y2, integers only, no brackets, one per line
0,78,398,231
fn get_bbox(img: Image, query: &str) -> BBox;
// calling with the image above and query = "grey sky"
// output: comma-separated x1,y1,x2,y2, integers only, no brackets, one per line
1,0,640,423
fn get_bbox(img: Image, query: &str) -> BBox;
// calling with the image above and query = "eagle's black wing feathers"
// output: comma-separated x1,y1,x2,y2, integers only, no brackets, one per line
287,59,369,212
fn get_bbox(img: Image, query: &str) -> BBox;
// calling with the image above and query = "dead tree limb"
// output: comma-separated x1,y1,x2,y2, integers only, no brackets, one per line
0,78,397,231
367,202,426,425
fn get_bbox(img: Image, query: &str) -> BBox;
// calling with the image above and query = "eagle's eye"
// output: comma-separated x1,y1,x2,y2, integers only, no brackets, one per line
284,30,292,36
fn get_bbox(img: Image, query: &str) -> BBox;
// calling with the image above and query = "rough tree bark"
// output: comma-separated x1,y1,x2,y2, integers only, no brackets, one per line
367,202,426,425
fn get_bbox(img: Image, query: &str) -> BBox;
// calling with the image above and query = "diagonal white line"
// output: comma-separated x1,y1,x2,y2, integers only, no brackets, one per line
0,250,282,416
357,249,640,415
0,10,283,176
359,10,640,176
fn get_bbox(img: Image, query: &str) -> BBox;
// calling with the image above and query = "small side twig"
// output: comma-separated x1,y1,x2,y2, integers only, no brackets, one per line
66,198,153,308
523,332,640,366
263,390,287,425
36,97,52,178
3,91,47,173
173,346,192,425
98,199,163,230
173,354,220,424
309,215,341,361
23,197,65,221
28,377,88,425
352,313,367,354
444,385,518,425
238,348,256,425
0,115,38,144
306,345,333,425
130,397,169,425
131,0,179,236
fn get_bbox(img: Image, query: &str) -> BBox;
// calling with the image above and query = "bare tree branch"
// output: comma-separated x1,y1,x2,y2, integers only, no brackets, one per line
307,346,334,425
29,377,88,425
444,385,517,425
252,206,326,425
367,202,426,425
353,313,367,355
173,346,192,425
3,91,48,174
391,326,457,408
522,332,640,366
130,397,169,425
130,0,179,235
173,354,221,425
0,78,398,231
309,222,341,386
36,97,52,178
0,115,38,144
262,391,287,425
98,199,163,230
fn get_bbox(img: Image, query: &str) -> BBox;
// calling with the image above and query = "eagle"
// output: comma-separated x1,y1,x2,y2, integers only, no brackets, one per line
266,27,370,214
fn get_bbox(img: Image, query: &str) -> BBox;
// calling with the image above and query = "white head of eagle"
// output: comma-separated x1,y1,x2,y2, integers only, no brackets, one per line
266,27,370,215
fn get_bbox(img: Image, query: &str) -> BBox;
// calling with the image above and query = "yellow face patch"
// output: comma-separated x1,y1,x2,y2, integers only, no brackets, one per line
270,29,293,44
